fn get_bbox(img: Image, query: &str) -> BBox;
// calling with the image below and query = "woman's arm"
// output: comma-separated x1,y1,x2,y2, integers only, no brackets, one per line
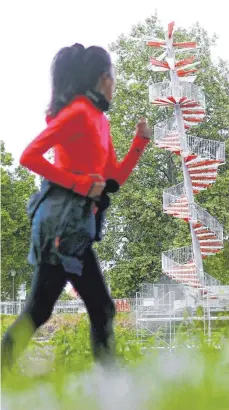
106,122,151,185
20,101,101,196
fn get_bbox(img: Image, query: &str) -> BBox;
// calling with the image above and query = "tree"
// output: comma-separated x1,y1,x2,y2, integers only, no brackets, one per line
95,14,229,297
1,141,37,300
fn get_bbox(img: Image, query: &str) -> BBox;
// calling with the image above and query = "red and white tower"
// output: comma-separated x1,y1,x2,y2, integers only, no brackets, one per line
147,22,225,297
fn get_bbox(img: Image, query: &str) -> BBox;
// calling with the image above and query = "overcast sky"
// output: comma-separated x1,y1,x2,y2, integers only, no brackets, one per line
2,0,228,163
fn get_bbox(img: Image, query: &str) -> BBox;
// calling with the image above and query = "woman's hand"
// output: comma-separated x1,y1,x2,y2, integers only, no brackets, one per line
88,174,105,199
88,182,106,199
136,118,152,139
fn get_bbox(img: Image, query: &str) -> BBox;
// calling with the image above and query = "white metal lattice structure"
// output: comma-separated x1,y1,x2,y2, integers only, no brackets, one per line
135,283,229,345
147,21,225,295
136,285,176,347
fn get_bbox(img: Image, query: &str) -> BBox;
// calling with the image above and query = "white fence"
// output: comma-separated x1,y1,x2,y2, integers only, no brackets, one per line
0,298,137,316
2,286,229,318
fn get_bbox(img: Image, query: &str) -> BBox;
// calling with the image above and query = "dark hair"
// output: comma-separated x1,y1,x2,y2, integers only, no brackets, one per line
47,44,112,116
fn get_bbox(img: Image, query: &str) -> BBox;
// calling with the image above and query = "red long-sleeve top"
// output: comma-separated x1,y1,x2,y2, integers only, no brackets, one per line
20,96,150,196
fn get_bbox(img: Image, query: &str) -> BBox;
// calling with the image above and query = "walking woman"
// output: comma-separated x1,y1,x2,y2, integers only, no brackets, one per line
1,43,151,372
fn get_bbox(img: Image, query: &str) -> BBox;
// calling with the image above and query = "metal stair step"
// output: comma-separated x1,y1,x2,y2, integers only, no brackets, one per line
188,169,217,175
199,240,222,246
191,176,217,181
197,234,217,239
188,160,221,168
200,245,223,249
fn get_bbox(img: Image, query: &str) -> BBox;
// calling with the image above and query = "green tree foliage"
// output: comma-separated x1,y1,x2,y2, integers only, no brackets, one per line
1,141,37,299
95,14,229,296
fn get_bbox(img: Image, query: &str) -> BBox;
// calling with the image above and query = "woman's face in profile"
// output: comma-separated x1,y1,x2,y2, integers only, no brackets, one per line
100,65,116,103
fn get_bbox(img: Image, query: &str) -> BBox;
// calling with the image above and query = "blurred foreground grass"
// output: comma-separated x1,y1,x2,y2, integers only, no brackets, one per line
1,313,229,410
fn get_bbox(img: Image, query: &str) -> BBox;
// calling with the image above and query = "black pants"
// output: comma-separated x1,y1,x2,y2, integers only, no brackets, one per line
1,247,116,372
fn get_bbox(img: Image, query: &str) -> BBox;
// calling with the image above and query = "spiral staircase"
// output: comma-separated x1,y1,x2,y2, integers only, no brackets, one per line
147,22,225,298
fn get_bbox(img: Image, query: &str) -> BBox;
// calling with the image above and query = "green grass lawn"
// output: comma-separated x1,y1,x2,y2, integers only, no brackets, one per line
1,314,229,410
